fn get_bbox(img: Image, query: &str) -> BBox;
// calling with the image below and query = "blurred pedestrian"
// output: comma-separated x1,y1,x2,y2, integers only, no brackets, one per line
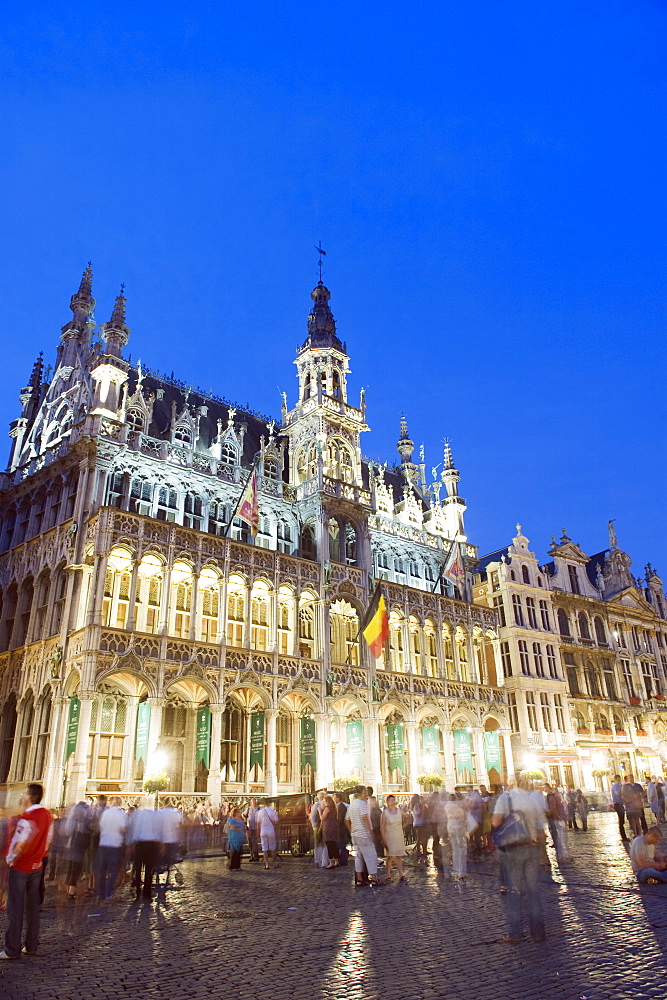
410,794,428,862
224,808,246,871
244,797,261,862
97,796,126,901
346,786,384,887
381,794,407,882
647,777,661,825
444,793,468,880
492,774,547,945
565,787,579,831
623,774,648,837
611,774,628,842
257,801,279,869
368,796,383,861
130,806,160,901
575,790,589,832
64,801,91,899
310,791,329,868
333,793,349,866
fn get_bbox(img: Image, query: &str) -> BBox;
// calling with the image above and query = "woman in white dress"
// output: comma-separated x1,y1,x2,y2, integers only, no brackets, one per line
381,794,408,882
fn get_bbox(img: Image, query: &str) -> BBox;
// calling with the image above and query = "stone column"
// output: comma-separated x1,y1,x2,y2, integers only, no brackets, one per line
68,694,95,803
405,721,419,792
501,729,515,781
125,562,141,632
442,726,456,789
207,705,223,804
265,709,278,797
364,717,382,790
145,699,163,772
315,713,333,790
472,727,487,785
42,695,69,807
122,696,140,787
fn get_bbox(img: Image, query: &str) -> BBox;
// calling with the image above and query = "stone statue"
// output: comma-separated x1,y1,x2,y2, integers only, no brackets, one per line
608,519,618,549
323,560,332,587
325,668,334,697
227,406,236,426
50,646,63,679
372,676,381,703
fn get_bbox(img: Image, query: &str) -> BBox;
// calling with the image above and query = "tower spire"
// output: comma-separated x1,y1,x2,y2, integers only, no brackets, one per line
397,413,414,465
100,284,130,358
60,262,95,348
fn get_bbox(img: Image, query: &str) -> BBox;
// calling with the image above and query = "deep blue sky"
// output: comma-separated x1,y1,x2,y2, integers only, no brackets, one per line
1,2,665,574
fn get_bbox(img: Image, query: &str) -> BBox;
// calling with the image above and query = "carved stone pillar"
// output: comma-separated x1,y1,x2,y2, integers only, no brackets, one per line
68,693,95,803
42,695,69,807
405,721,419,791
472,727,486,785
315,713,333,790
207,705,223,804
265,709,278,797
442,726,456,789
145,698,163,772
363,717,382,790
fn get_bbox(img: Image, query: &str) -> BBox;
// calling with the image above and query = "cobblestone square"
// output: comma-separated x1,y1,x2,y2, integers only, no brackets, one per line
2,812,667,1000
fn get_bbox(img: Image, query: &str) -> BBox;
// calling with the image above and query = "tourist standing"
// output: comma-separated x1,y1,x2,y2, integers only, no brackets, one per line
647,778,660,825
310,791,329,868
410,794,428,862
575,791,589,832
224,808,246,870
611,774,628,841
97,797,127,901
1,783,52,961
64,801,92,899
257,801,280,869
622,775,648,837
345,786,383,887
130,805,160,901
381,795,407,882
492,774,547,945
444,794,468,880
244,798,261,862
333,793,349,865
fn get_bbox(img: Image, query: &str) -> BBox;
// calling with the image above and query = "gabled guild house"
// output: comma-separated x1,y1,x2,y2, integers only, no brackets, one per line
0,268,504,808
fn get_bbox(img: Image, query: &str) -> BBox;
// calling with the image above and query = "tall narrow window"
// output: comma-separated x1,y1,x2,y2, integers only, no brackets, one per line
512,595,524,627
540,693,552,731
250,583,270,651
298,603,315,658
518,640,530,675
226,577,245,647
533,642,545,677
539,600,551,631
200,585,220,643
525,692,539,731
526,597,538,629
568,565,581,594
546,645,558,679
508,693,519,732
557,609,571,637
501,641,513,678
553,695,565,731
277,599,291,654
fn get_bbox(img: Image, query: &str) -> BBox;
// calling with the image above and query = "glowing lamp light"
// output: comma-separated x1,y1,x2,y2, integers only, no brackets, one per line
340,751,352,773
148,750,167,775
523,753,538,770
423,751,435,769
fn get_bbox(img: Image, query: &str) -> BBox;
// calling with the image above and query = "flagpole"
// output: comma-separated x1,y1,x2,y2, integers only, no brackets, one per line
224,457,259,538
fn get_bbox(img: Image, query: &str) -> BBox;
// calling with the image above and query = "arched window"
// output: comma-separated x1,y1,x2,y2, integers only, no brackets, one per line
220,442,238,465
594,616,606,645
226,575,245,647
171,562,193,638
130,478,153,516
126,408,145,432
586,661,600,697
264,458,278,479
296,444,317,483
299,601,315,657
442,626,455,679
0,583,18,652
409,616,421,673
300,524,317,560
277,710,291,783
32,572,50,641
456,628,469,682
50,566,68,635
221,701,244,782
578,613,591,641
522,565,530,584
135,554,163,633
277,520,292,554
332,370,341,398
0,695,17,782
329,517,341,562
345,523,357,565
424,619,438,677
15,695,34,782
15,577,34,647
250,581,270,651
330,600,360,665
33,694,52,780
277,587,293,654
557,608,571,637
90,689,128,781
389,612,405,671
183,493,204,530
174,424,192,446
199,567,220,643
156,486,179,522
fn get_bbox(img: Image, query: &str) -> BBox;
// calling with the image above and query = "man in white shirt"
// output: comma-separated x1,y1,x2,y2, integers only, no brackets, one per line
629,827,667,883
492,775,546,944
130,807,160,901
97,797,127,901
159,805,183,876
257,802,280,869
345,786,383,886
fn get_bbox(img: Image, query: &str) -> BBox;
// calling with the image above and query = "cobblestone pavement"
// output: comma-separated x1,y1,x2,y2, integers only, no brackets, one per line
2,811,667,1000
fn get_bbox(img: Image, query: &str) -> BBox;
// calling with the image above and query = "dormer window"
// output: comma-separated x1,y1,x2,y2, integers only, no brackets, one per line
568,565,581,594
220,443,237,465
127,408,145,432
174,425,192,446
264,458,278,479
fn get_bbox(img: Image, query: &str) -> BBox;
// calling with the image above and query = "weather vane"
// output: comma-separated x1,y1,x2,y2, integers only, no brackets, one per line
315,241,327,282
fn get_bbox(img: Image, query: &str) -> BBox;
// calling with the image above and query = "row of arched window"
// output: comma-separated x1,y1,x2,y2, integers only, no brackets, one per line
557,608,609,645
0,566,69,652
0,472,79,553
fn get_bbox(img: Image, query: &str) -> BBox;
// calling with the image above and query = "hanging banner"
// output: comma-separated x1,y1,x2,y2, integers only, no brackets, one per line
250,711,265,768
64,695,80,761
300,717,317,770
386,723,406,775
484,730,502,773
453,728,473,777
135,701,151,765
346,720,365,771
196,706,211,769
421,725,439,754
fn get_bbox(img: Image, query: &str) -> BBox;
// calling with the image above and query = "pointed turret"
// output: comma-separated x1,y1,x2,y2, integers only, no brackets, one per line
396,413,416,472
60,263,96,354
100,284,130,358
301,282,344,353
441,438,460,498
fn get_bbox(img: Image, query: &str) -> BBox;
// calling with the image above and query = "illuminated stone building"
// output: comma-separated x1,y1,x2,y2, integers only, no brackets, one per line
0,268,503,807
474,525,667,789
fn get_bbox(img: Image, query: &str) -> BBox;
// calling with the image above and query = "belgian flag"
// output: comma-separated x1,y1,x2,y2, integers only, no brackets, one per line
361,584,390,658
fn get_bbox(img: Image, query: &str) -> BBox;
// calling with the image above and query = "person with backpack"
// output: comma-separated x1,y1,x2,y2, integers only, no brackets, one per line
492,774,547,945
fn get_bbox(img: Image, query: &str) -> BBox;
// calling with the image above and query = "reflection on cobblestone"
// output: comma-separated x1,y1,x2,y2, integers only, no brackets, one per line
1,813,667,1000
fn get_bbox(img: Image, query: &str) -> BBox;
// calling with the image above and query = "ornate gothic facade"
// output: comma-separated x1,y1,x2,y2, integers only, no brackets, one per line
0,269,503,807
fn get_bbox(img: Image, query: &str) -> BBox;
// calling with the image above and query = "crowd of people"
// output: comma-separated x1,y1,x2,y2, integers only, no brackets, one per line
1,771,665,958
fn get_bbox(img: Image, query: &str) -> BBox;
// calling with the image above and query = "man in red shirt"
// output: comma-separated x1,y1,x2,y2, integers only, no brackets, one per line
1,783,52,960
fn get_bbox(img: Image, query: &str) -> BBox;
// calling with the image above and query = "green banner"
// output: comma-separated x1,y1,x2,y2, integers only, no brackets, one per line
135,701,151,765
250,711,265,768
421,725,439,753
386,722,406,775
300,717,317,770
64,695,80,761
453,728,473,777
346,720,364,771
196,706,211,768
484,730,502,773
